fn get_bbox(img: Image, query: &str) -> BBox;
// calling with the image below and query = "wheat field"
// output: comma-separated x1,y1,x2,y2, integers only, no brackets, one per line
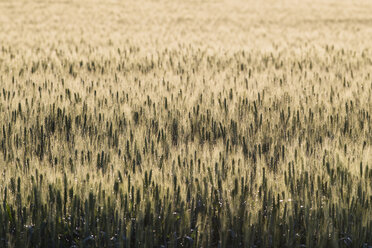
0,0,371,247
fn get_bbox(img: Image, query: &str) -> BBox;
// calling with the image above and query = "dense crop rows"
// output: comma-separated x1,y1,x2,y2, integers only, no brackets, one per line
0,44,371,247
1,0,372,247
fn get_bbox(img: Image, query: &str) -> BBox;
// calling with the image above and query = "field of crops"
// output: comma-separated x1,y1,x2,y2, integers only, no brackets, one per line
0,0,371,247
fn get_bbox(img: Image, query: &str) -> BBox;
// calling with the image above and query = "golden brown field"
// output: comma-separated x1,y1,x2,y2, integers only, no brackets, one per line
0,0,371,247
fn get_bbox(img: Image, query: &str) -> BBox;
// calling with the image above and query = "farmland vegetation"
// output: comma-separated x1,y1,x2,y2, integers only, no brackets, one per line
0,0,371,247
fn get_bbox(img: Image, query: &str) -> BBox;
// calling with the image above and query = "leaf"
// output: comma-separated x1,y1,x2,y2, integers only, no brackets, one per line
6,203,12,222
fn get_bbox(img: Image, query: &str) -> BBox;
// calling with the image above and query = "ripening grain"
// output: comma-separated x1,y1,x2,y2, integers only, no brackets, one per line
0,0,371,247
